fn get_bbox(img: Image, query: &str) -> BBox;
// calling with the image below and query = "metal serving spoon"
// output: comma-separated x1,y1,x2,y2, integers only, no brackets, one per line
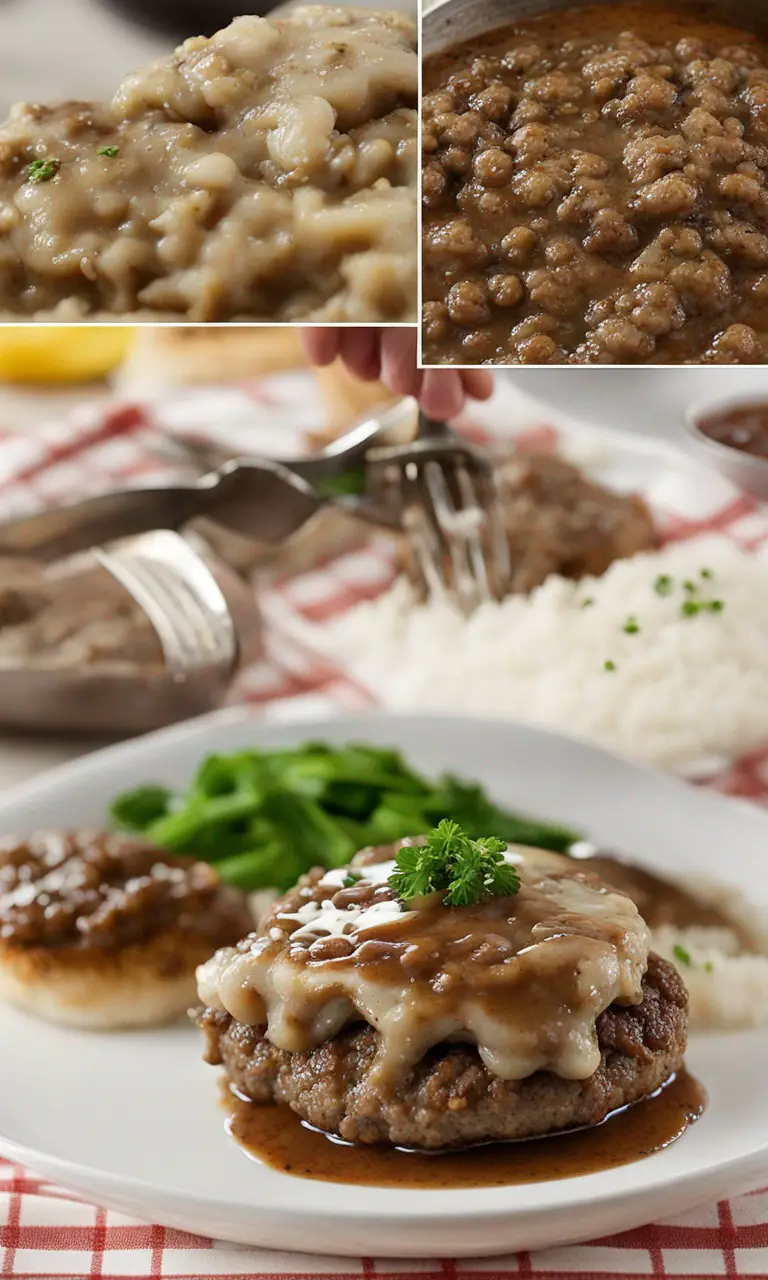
0,459,325,563
0,400,417,563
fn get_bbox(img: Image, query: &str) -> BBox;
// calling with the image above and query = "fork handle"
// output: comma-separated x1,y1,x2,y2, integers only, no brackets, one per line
417,410,451,438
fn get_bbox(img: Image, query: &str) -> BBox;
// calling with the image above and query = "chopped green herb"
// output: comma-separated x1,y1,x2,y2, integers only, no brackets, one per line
622,615,640,635
683,579,698,595
97,145,120,157
604,659,616,671
654,574,673,596
314,466,366,499
700,568,713,580
704,961,714,973
26,157,60,183
683,597,724,617
673,943,692,967
342,870,362,888
581,597,594,609
388,818,520,909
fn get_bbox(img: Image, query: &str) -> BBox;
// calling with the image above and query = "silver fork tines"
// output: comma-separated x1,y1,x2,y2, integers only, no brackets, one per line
95,530,237,680
369,428,511,614
423,459,491,613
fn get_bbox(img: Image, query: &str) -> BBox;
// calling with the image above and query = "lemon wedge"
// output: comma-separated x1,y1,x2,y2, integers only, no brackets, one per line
0,327,135,383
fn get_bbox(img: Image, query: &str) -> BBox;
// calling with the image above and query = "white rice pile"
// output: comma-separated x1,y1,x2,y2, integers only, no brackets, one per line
655,923,768,1029
651,872,768,1029
326,534,768,770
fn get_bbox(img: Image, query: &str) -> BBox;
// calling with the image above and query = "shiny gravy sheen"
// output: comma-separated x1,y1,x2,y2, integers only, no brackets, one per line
225,1070,706,1188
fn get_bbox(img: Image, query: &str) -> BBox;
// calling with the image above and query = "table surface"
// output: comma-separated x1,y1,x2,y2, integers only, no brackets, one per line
0,369,694,797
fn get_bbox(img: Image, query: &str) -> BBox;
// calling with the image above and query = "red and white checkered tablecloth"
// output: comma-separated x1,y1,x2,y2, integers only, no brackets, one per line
2,373,768,1280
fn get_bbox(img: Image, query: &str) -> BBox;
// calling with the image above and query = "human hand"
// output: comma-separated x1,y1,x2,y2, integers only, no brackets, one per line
301,327,493,420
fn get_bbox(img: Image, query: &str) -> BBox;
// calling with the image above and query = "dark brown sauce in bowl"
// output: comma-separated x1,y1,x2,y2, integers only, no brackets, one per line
225,1070,705,1188
697,402,768,459
422,0,768,367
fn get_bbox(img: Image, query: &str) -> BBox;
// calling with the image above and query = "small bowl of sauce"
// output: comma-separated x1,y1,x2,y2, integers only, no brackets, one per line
686,394,768,500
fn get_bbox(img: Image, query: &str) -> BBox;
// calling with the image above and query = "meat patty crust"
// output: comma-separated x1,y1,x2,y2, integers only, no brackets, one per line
199,951,687,1150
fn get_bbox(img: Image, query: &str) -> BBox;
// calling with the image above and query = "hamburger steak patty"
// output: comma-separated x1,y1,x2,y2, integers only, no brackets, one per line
0,830,251,952
199,952,686,1149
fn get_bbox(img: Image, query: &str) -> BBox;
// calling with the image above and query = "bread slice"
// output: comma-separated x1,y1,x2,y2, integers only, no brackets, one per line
116,327,307,390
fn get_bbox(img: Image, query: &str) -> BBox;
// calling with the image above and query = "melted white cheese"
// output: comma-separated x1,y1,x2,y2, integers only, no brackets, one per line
279,895,408,941
197,844,650,1084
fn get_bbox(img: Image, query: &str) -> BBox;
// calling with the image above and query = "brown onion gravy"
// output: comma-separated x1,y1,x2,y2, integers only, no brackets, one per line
224,1070,705,1188
198,845,650,1086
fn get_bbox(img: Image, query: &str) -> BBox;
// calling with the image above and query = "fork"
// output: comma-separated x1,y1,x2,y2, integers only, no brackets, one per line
95,529,237,680
367,413,511,614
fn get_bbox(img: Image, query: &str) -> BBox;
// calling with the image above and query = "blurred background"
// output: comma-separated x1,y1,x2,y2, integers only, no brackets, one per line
0,328,764,447
0,323,764,784
0,0,416,113
0,327,354,432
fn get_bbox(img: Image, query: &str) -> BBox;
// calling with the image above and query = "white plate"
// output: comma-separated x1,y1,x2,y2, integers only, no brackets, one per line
1,708,768,1257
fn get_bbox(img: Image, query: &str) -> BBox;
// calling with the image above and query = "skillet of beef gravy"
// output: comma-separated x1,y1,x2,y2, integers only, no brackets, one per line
225,1070,706,1187
422,1,768,366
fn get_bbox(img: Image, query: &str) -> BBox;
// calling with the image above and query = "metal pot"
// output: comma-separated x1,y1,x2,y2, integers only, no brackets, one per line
423,0,768,58
0,534,262,737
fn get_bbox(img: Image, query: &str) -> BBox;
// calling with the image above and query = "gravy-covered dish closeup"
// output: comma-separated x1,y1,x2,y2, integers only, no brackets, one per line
3,709,768,1255
0,830,251,1028
422,1,768,365
0,7,417,322
197,822,702,1185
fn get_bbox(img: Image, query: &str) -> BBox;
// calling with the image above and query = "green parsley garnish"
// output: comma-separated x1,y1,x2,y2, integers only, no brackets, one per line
623,615,640,635
682,598,724,618
683,579,698,595
700,568,713,580
581,597,594,609
387,818,520,909
604,659,616,671
704,961,714,973
26,157,60,183
97,145,120,157
672,943,691,967
342,870,362,888
654,574,673,596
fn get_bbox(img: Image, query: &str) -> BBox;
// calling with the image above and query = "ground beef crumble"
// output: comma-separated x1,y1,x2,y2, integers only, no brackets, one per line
422,2,768,365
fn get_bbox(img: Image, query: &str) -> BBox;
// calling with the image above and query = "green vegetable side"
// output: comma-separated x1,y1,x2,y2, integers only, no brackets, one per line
110,742,580,893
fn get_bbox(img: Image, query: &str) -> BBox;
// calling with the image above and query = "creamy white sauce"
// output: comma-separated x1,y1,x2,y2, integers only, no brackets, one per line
279,895,408,942
197,844,650,1084
317,860,397,889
